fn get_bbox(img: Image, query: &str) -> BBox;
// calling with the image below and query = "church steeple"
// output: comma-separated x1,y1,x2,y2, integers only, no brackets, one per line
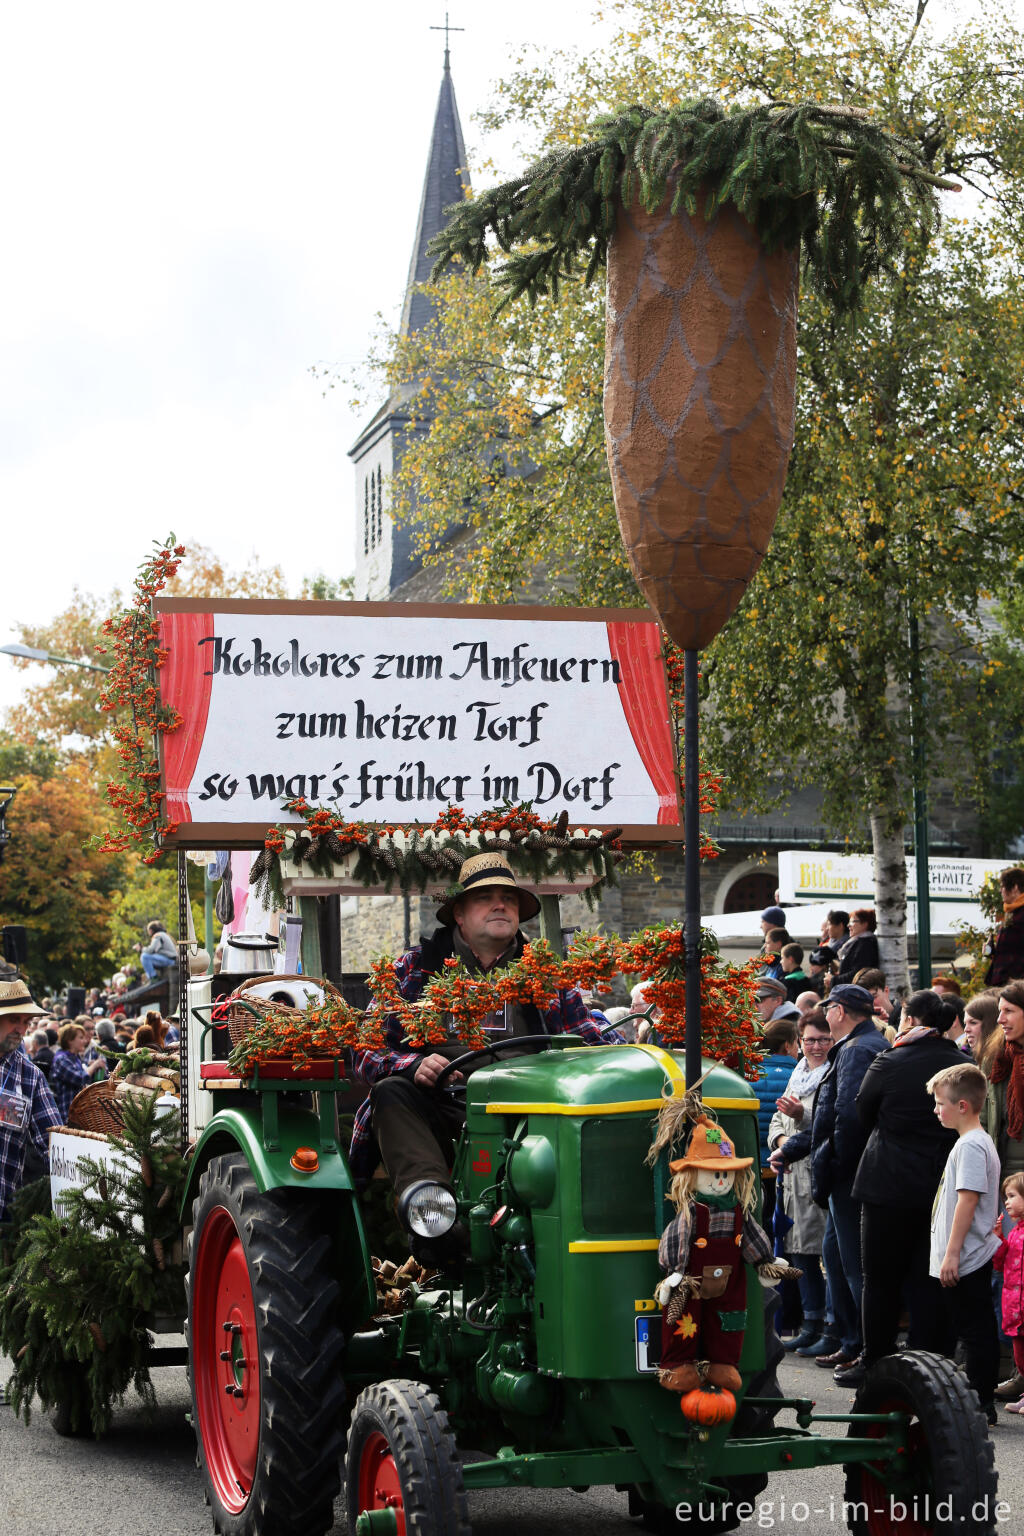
349,39,471,602
399,49,470,337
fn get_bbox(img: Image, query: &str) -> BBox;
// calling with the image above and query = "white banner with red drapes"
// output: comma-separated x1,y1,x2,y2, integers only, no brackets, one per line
154,601,680,843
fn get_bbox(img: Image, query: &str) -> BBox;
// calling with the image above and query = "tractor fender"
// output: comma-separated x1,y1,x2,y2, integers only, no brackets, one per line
181,1102,376,1330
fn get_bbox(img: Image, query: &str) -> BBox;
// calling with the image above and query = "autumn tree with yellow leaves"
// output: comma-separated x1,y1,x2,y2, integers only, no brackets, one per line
350,0,1024,983
0,545,290,988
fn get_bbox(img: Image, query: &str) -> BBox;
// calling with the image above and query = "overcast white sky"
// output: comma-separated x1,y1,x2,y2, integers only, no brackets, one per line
0,2,610,720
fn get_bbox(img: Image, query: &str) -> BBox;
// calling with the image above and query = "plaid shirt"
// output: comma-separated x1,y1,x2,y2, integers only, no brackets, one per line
349,931,614,1184
49,1048,90,1124
0,1047,62,1222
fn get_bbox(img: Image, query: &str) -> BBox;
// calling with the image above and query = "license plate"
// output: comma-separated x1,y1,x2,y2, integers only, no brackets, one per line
635,1315,662,1373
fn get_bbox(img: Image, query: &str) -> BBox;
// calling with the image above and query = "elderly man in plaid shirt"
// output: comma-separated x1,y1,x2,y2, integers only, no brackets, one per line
0,980,62,1226
350,854,616,1233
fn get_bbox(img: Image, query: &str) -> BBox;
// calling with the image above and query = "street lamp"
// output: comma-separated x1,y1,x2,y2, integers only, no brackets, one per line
0,643,110,675
0,785,16,864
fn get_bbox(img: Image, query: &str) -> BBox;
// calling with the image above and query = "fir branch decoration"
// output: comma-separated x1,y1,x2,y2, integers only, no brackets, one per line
250,798,623,911
0,1096,187,1435
429,99,957,314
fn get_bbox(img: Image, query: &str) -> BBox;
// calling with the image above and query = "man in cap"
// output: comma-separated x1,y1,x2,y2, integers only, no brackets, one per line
0,980,62,1227
349,854,615,1234
755,976,801,1025
760,905,787,937
769,983,887,1382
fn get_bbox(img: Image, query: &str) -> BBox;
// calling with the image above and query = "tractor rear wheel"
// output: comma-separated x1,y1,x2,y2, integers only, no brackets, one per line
186,1152,346,1536
843,1351,997,1536
346,1379,470,1536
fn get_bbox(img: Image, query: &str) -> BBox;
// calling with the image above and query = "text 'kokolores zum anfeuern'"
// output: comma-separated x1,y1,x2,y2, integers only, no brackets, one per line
194,635,625,814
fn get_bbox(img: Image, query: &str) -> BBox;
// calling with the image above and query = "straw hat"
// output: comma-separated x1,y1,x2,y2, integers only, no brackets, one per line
0,979,48,1018
436,852,541,927
669,1115,753,1173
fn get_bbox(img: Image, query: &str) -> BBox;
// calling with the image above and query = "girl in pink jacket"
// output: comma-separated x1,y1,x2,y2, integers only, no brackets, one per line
994,1173,1024,1414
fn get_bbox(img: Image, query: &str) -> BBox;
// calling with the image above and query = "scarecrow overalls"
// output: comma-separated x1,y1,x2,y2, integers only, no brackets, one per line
660,1202,748,1372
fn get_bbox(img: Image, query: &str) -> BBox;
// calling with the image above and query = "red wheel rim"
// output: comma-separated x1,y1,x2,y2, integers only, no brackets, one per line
193,1205,260,1515
356,1430,406,1536
858,1395,931,1536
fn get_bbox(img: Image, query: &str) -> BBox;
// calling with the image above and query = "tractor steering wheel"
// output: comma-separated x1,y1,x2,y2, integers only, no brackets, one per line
433,1034,575,1093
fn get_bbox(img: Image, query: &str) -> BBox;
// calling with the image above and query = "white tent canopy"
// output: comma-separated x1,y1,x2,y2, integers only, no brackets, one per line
704,900,982,947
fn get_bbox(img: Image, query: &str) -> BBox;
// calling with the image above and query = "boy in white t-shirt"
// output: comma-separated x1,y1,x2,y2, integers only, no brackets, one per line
927,1062,1001,1423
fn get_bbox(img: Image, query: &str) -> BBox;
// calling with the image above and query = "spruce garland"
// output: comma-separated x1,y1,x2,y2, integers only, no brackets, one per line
0,1096,187,1435
250,799,623,911
429,98,955,313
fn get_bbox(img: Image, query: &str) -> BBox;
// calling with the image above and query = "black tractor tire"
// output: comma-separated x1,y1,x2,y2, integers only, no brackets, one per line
346,1379,470,1536
631,1284,785,1535
186,1152,346,1536
844,1350,998,1536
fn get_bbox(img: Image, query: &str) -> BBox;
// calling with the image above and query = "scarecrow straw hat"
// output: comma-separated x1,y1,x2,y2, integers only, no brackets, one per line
669,1114,753,1173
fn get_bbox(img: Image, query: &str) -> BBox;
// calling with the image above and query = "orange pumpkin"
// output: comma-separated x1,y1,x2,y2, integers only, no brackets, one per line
680,1386,737,1425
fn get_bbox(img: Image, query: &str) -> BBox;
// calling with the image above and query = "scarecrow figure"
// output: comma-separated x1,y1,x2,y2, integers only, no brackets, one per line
656,1113,799,1395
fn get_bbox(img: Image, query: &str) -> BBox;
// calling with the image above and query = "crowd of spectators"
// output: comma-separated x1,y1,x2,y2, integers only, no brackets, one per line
752,869,1024,1422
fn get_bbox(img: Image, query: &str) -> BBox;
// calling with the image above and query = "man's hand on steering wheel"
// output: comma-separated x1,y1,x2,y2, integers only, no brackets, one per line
413,1052,462,1088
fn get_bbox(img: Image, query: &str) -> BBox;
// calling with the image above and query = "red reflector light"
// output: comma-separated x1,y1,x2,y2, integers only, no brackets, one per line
290,1147,319,1172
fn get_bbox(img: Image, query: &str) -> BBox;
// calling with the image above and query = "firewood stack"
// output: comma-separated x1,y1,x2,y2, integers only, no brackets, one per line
372,1255,440,1315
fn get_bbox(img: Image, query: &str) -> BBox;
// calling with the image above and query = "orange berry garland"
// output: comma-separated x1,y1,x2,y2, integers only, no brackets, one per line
222,927,761,1080
92,534,187,863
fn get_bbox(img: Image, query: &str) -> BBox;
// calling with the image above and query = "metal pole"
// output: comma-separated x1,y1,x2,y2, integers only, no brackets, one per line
909,614,932,986
683,649,702,1090
177,848,190,1150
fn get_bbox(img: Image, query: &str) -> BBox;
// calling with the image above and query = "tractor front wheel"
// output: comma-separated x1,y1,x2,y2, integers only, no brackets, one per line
346,1380,470,1536
844,1350,997,1536
186,1152,345,1536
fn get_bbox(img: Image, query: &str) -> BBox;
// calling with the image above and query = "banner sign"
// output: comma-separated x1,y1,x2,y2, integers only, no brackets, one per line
50,1131,134,1222
778,850,1009,904
154,601,680,845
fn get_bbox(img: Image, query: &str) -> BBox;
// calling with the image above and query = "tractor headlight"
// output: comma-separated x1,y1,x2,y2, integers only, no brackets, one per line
399,1181,458,1239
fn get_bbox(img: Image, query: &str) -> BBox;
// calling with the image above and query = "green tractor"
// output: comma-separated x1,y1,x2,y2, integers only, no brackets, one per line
182,1032,998,1536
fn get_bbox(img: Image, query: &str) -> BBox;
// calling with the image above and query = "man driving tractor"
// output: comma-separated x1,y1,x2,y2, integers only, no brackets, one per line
349,852,617,1257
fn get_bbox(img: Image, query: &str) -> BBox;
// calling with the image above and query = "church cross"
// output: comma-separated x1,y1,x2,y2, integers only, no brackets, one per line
430,12,465,68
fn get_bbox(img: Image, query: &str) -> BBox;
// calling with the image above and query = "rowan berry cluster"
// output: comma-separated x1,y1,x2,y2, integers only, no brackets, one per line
93,535,186,863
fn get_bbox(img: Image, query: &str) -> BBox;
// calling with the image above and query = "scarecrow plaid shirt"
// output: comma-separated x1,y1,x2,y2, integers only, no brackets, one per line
49,1048,90,1124
348,938,613,1185
0,1048,62,1223
658,1201,774,1274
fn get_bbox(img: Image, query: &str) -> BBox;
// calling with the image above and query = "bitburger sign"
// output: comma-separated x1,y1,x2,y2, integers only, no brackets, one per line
154,600,680,846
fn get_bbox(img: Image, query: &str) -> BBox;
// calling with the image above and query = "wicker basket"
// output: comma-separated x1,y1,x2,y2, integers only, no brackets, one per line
222,973,341,1047
67,1079,126,1135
